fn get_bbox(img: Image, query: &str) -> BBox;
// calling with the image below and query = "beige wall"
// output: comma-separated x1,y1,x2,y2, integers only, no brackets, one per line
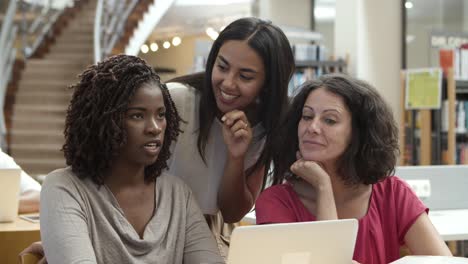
257,0,311,29
139,34,212,81
315,21,334,57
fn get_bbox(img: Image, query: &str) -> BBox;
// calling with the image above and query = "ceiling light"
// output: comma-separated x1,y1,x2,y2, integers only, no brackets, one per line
314,6,335,20
163,41,171,49
150,42,158,52
405,1,413,9
406,35,416,43
140,44,149,54
172,36,181,46
206,27,219,40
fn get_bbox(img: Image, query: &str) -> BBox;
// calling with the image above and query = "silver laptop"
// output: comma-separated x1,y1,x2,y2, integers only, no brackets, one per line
0,168,21,222
227,219,358,264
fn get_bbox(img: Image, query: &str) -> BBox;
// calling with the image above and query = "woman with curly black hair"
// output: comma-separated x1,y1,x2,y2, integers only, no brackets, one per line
255,74,451,263
39,54,223,264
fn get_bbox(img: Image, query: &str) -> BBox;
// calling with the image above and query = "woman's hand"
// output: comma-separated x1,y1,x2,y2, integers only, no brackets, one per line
18,241,47,264
221,110,252,159
291,151,337,220
290,151,331,190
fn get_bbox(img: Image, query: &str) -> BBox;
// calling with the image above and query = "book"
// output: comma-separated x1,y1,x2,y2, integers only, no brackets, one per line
439,49,455,76
461,48,468,80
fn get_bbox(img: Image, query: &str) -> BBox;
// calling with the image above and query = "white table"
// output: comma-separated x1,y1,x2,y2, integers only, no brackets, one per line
429,209,468,241
242,209,468,242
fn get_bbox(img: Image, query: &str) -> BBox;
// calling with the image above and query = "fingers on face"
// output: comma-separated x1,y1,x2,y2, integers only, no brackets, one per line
291,159,304,173
291,159,318,175
221,110,248,127
221,110,250,135
231,120,249,131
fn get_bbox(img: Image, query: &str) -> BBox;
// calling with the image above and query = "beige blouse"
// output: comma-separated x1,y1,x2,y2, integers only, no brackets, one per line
167,82,266,215
40,167,224,264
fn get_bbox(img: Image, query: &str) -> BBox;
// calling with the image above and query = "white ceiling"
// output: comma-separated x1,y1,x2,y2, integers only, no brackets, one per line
148,0,252,41
148,0,467,42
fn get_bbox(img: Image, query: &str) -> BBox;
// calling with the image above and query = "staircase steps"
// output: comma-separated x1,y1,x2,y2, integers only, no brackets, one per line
14,158,66,175
10,144,64,160
10,0,96,175
12,116,65,131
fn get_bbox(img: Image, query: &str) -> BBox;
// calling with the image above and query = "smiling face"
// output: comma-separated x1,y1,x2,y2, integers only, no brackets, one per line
211,40,265,115
298,88,352,167
118,83,167,168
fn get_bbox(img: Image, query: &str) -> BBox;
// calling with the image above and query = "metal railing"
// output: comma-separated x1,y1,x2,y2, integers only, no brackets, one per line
94,0,139,63
0,0,18,147
20,0,75,58
0,0,74,146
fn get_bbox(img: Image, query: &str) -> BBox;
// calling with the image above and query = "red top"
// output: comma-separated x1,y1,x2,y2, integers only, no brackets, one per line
255,176,428,264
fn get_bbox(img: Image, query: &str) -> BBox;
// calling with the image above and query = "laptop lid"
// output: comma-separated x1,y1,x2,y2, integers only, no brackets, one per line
0,168,21,222
227,219,358,264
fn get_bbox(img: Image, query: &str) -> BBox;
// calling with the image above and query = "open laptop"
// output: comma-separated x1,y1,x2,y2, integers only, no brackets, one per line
227,219,358,264
0,168,21,222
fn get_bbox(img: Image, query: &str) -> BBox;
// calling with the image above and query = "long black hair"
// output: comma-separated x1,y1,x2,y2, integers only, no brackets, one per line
197,17,295,178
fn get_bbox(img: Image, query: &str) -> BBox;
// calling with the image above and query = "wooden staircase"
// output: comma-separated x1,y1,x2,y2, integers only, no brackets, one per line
112,0,153,55
7,0,156,176
9,0,96,176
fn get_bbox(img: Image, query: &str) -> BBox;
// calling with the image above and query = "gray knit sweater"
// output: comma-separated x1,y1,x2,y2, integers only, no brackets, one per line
40,167,224,264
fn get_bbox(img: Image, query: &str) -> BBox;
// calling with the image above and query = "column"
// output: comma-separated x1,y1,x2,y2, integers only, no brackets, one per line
335,0,402,121
255,0,312,29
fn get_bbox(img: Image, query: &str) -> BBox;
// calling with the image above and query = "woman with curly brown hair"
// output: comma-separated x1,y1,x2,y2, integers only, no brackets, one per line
255,74,451,263
39,55,223,264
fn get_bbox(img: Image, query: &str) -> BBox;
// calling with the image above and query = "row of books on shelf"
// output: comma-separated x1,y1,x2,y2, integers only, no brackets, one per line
292,43,328,62
455,143,468,164
288,68,316,96
403,136,468,165
288,59,346,96
439,44,468,80
441,100,468,133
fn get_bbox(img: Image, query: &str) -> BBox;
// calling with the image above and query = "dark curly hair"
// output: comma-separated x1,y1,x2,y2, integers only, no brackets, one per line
272,74,399,186
63,54,182,185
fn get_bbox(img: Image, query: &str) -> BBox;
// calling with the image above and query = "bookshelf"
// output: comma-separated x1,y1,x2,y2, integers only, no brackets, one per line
456,80,468,94
289,58,347,96
295,59,347,69
400,68,458,166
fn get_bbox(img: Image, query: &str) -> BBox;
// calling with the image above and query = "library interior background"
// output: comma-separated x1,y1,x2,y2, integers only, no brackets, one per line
1,0,468,261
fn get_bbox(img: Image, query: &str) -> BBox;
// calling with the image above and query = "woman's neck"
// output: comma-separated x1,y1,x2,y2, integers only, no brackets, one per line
104,161,146,190
292,169,369,209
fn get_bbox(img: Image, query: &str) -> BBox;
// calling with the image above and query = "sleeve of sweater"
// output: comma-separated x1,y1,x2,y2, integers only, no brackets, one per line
40,171,97,264
183,187,225,264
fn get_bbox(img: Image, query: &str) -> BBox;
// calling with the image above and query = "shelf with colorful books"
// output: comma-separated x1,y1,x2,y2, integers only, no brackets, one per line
295,59,347,69
456,80,468,94
400,67,468,166
288,43,348,96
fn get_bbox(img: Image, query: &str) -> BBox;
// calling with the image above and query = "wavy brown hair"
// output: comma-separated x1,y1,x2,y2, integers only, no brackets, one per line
63,54,182,185
272,74,399,186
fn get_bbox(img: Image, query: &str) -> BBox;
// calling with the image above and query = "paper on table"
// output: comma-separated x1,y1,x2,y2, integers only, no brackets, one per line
391,256,468,264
